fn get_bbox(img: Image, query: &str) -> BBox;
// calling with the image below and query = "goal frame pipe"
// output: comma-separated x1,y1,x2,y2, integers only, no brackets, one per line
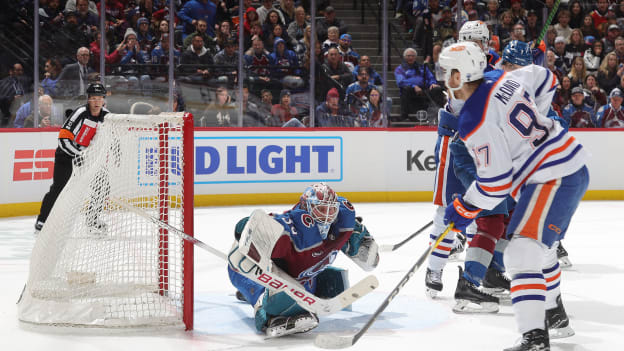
158,123,170,296
182,113,195,330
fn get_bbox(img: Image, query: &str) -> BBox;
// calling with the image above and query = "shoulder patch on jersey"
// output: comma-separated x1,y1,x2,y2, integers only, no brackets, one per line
459,75,503,140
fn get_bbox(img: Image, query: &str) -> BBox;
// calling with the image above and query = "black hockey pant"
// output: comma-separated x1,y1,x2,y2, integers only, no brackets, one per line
37,151,73,224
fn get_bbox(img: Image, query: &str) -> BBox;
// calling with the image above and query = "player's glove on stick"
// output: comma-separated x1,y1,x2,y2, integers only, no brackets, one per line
444,195,481,232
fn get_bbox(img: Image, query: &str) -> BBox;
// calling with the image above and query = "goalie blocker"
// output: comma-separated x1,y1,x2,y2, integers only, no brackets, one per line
227,184,380,337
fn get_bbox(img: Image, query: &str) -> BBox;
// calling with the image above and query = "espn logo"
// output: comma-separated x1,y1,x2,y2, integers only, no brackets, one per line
13,149,55,181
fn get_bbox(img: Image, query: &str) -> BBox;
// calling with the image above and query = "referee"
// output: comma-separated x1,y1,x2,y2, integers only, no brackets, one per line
34,83,109,235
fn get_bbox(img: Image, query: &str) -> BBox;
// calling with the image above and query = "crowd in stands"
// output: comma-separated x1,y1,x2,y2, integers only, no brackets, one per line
3,0,624,128
398,0,624,127
0,0,390,128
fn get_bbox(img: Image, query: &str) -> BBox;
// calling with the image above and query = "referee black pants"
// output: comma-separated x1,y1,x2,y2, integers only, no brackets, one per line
37,151,73,224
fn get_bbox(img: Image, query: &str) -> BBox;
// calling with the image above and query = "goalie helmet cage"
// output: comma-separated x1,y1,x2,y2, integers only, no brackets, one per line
18,113,194,330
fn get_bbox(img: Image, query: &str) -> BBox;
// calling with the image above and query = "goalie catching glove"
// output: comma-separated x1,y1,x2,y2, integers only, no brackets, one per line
342,218,380,271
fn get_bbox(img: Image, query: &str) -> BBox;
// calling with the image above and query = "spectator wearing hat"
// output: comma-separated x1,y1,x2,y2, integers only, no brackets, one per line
270,89,299,124
602,24,620,53
591,0,610,31
151,33,180,78
214,38,239,85
568,0,585,29
596,88,624,127
178,0,217,38
584,40,605,75
270,37,304,90
119,28,150,65
337,34,360,68
316,6,348,42
597,52,623,93
316,87,355,127
562,86,595,128
554,36,573,71
136,17,154,52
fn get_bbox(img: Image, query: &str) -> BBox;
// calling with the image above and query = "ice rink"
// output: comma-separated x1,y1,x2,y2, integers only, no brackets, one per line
1,201,623,351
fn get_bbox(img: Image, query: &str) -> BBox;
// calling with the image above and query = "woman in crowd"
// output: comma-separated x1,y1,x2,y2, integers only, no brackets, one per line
579,14,599,39
568,56,588,88
584,40,604,75
585,74,607,109
597,52,623,93
216,20,235,50
366,87,389,128
41,58,63,97
568,0,585,29
566,29,585,58
555,75,573,110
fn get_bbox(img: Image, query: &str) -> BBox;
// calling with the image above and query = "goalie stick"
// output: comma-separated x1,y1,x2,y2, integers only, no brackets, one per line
380,220,433,252
114,200,379,316
314,223,454,349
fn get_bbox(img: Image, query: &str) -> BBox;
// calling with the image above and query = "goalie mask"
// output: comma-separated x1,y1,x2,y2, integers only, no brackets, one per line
300,183,340,239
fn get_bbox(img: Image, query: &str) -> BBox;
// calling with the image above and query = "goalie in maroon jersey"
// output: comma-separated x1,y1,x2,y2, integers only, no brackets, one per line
227,183,380,338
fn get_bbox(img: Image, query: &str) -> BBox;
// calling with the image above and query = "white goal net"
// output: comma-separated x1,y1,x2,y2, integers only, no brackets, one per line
18,113,194,329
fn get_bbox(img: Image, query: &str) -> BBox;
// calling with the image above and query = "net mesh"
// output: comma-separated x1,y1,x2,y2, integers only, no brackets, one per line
18,113,190,328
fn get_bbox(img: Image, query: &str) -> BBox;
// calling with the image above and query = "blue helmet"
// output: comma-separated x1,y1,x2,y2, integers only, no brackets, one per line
502,40,532,66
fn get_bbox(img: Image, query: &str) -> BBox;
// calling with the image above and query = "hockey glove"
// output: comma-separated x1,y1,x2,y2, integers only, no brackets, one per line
342,218,380,271
437,109,458,137
444,194,482,232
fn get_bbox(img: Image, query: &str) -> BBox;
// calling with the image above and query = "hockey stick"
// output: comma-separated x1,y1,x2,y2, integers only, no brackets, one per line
534,0,561,48
113,200,379,316
314,223,454,349
380,220,433,252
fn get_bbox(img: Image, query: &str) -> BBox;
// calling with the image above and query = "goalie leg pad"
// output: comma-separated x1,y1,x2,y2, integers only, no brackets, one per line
228,265,265,306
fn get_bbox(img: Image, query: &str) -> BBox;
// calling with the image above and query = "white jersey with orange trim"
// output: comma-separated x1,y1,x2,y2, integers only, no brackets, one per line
458,64,589,210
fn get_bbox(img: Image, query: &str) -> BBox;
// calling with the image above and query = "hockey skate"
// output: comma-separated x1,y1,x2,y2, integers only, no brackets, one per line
546,295,575,339
557,241,572,269
235,290,247,302
264,312,319,338
448,232,466,261
503,328,550,351
482,266,511,304
425,268,443,298
453,267,499,313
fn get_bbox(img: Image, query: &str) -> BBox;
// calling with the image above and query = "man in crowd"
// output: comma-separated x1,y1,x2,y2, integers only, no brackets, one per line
319,46,353,100
394,47,438,121
316,6,348,41
0,63,29,126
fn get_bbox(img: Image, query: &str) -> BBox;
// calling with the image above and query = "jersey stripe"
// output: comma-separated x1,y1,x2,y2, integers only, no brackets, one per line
433,136,450,206
535,69,551,97
511,137,575,198
476,169,513,183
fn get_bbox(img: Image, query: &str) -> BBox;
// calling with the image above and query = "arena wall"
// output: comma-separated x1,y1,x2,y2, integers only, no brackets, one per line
1,128,622,217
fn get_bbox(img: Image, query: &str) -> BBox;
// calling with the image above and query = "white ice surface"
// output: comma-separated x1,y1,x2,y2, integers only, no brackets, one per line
1,201,623,350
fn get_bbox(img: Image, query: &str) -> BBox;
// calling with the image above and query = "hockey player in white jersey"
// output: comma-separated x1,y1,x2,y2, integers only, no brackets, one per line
439,42,589,351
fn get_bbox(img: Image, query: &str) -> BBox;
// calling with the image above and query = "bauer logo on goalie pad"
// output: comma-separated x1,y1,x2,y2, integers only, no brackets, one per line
194,136,342,183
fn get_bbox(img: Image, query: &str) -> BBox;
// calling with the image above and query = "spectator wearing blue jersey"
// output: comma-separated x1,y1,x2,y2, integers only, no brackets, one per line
596,88,624,127
345,67,376,116
270,37,304,90
395,47,438,121
562,86,595,128
352,56,382,86
178,0,217,38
